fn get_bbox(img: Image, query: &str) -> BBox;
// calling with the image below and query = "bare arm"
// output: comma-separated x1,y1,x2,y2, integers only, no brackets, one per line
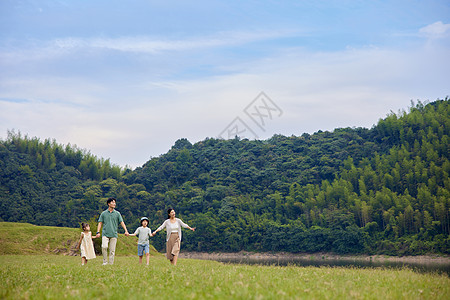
120,221,129,236
77,233,83,250
129,228,137,237
96,222,102,238
179,219,196,231
152,221,167,236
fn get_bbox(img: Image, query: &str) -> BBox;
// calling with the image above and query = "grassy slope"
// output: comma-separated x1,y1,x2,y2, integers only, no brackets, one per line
0,222,159,256
0,223,449,299
0,255,448,299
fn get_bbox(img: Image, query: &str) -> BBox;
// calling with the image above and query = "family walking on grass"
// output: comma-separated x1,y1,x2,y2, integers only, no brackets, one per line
77,197,195,266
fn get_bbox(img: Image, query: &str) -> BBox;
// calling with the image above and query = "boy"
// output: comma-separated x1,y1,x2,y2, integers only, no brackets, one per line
129,217,153,265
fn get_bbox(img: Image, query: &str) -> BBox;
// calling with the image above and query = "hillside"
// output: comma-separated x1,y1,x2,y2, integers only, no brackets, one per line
0,99,449,255
0,222,159,256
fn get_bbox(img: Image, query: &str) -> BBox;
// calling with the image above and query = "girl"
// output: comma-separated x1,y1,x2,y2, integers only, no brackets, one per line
77,222,96,265
152,208,195,266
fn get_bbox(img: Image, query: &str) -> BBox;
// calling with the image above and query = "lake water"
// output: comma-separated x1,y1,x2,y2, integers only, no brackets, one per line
207,256,450,276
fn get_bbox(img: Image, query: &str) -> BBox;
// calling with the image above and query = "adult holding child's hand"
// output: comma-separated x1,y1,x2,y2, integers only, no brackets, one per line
96,197,129,265
152,208,195,266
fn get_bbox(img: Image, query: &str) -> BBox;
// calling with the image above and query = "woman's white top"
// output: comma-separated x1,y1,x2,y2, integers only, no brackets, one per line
157,218,190,241
170,221,179,233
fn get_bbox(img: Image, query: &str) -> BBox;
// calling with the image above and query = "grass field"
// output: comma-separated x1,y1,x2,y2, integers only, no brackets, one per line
0,222,158,256
0,255,449,299
1,222,449,299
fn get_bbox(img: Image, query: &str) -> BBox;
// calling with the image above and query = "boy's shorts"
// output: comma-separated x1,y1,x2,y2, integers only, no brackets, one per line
138,244,150,256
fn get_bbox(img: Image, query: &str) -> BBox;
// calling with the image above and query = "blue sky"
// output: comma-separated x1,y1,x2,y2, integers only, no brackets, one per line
1,0,449,168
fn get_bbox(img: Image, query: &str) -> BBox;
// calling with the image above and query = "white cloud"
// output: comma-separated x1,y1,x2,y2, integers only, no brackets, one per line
24,29,298,55
2,2,449,170
1,30,449,168
419,21,450,39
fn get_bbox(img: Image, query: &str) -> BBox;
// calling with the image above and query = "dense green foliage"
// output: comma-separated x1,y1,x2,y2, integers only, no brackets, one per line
0,99,449,255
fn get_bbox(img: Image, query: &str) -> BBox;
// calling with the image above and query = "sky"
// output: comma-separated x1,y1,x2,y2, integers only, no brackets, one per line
0,0,449,169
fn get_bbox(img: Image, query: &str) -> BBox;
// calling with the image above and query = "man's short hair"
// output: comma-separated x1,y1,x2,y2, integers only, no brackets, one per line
107,197,116,205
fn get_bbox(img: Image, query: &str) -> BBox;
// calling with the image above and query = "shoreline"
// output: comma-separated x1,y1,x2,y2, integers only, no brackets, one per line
179,251,450,264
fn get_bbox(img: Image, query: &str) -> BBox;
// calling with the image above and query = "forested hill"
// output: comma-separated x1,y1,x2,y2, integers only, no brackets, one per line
0,99,448,255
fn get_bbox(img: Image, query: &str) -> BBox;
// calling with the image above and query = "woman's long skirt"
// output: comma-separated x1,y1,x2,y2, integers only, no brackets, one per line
166,232,180,261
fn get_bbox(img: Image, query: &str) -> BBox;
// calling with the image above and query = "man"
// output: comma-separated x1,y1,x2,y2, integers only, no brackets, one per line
96,197,129,265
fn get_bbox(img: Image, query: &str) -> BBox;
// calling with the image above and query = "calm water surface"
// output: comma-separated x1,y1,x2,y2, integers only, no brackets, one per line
210,257,450,275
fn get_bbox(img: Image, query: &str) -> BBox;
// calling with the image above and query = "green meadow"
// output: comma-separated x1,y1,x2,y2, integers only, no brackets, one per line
0,222,158,256
1,255,449,300
0,222,449,299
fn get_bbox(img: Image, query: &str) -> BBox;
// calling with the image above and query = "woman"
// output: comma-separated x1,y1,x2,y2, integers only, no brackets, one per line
152,208,195,265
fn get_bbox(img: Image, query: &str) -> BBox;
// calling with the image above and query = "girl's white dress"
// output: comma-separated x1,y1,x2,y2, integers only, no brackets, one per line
80,232,96,260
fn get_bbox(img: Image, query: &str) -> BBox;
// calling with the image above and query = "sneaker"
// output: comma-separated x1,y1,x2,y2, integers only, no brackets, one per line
102,262,108,265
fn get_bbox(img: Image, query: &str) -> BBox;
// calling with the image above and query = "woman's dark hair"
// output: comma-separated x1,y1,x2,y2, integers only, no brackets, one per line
167,208,174,219
81,222,89,231
107,197,116,205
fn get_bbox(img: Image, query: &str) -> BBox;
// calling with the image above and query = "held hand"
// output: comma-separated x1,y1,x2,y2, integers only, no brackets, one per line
125,231,129,237
95,233,101,238
191,227,196,231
